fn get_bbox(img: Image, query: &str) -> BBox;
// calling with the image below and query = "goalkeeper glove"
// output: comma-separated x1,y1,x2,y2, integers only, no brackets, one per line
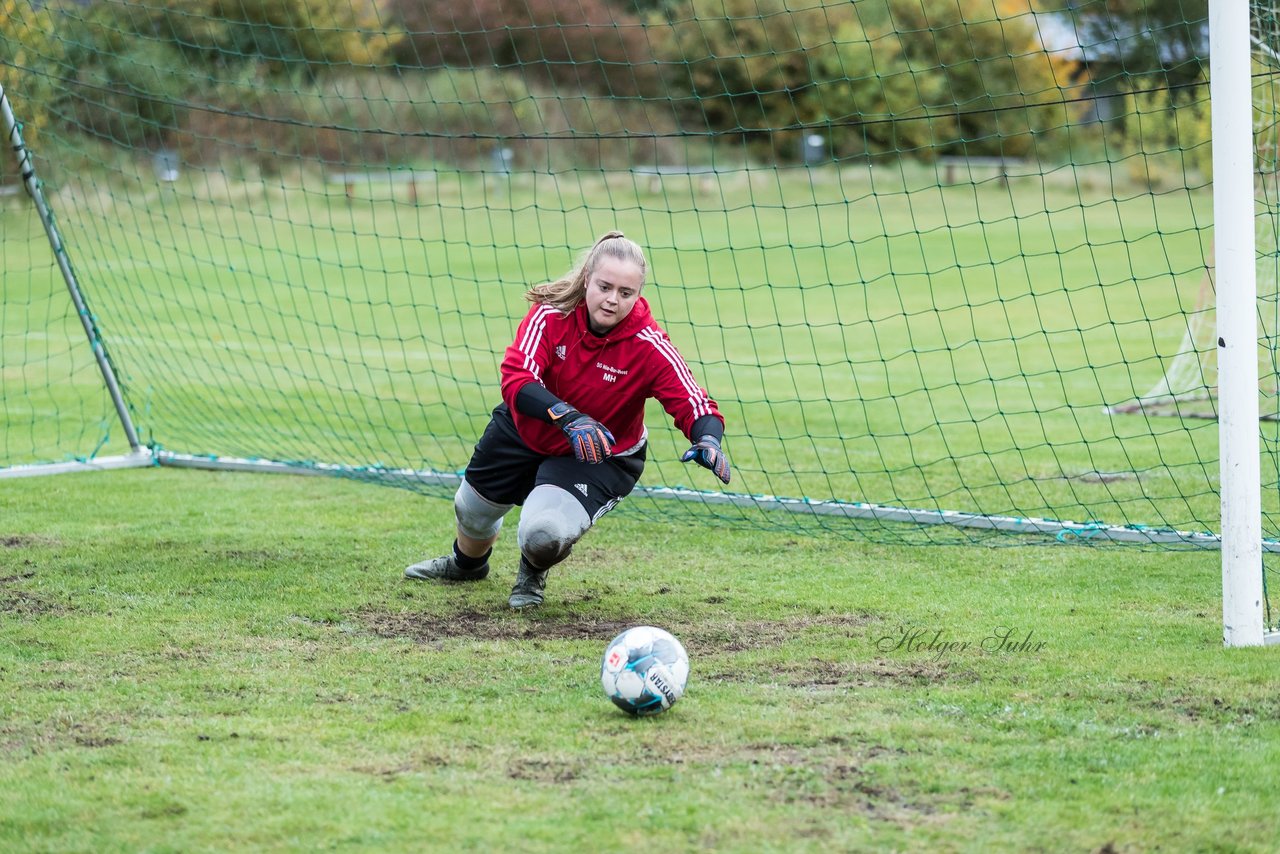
548,402,615,464
682,435,731,484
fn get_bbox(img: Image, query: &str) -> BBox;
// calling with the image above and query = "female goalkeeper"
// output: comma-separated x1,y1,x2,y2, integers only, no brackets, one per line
405,231,730,609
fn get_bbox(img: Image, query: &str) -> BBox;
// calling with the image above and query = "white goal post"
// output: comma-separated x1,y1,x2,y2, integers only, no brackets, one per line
1212,0,1272,647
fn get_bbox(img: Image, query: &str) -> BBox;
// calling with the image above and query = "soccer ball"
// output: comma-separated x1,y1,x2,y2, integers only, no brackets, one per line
600,626,689,716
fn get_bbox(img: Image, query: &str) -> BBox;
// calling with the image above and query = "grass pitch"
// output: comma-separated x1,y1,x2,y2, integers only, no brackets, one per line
2,466,1277,851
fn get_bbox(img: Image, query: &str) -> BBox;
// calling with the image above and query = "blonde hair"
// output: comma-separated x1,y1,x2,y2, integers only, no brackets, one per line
526,231,647,313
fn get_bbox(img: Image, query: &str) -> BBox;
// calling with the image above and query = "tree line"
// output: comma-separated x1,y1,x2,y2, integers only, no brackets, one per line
0,0,1213,173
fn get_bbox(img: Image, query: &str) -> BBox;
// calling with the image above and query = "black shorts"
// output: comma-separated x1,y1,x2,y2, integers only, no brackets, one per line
464,404,646,520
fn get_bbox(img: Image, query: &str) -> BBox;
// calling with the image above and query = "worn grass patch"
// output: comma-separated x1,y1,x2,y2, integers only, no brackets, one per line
0,571,66,617
355,605,876,648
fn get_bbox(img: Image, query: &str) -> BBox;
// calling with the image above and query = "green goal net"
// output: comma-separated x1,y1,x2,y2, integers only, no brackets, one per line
0,0,1275,549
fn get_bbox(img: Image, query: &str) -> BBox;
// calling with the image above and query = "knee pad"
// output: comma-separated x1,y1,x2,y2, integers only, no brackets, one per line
454,479,511,541
518,484,592,570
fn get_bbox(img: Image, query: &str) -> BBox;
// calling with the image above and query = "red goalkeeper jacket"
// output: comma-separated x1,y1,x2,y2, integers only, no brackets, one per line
500,297,723,457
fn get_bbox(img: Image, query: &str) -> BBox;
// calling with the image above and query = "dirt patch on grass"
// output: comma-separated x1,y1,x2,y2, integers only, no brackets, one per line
355,607,877,653
507,757,581,783
634,737,999,823
1,716,126,756
700,655,971,688
1115,679,1280,727
791,656,972,687
350,753,452,780
1,534,59,549
139,800,188,819
214,547,306,567
737,742,1003,823
0,571,65,617
1151,692,1280,726
358,608,640,644
692,612,877,652
0,591,63,616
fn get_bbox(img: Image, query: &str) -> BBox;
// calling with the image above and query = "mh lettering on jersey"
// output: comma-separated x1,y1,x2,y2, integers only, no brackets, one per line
597,361,628,383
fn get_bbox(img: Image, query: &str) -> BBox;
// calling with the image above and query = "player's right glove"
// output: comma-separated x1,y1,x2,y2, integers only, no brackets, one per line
548,402,615,464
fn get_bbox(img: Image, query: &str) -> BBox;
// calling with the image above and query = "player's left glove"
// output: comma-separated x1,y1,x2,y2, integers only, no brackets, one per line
681,435,731,484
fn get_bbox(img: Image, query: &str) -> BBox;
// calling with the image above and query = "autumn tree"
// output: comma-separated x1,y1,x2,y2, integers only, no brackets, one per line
0,0,64,157
658,0,1082,159
388,0,661,97
28,0,403,158
842,0,1084,157
654,0,862,153
73,0,403,73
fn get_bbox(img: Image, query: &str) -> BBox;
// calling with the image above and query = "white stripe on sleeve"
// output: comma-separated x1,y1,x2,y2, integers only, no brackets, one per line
518,305,559,382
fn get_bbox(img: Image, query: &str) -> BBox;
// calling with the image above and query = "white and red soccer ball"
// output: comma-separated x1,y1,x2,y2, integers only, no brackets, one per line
600,626,689,716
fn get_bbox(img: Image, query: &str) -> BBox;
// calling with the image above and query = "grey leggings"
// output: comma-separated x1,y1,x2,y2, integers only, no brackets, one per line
454,478,593,571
